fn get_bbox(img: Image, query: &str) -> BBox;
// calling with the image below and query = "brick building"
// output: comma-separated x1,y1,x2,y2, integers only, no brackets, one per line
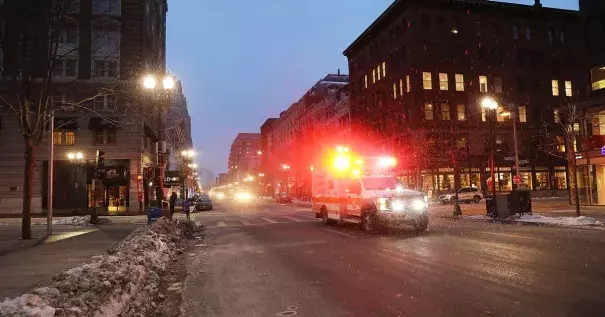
0,0,168,215
343,0,587,197
227,133,261,184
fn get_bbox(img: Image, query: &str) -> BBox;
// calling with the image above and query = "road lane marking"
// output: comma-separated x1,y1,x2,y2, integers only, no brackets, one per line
217,221,226,228
324,229,358,239
240,219,253,225
480,231,544,241
282,216,302,222
261,217,278,224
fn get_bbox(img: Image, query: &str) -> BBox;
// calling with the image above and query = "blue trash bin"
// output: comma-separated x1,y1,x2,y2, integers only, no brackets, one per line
148,207,163,224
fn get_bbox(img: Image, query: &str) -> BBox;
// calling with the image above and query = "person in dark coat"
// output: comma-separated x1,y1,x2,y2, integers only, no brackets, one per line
169,192,177,219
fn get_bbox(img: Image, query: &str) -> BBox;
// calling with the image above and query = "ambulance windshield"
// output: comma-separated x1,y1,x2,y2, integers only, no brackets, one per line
361,177,402,190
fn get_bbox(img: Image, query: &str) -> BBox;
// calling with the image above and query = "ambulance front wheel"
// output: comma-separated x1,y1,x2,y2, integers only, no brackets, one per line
361,212,378,232
321,208,337,225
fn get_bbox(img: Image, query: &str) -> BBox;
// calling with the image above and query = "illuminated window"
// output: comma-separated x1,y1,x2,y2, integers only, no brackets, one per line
423,72,432,90
455,74,464,91
456,136,467,149
554,109,560,123
364,75,368,88
552,80,559,96
53,132,63,145
512,25,519,40
496,105,508,122
481,107,486,122
565,81,572,96
393,83,397,99
399,78,404,95
382,62,386,77
494,77,503,93
556,136,565,152
479,76,488,92
457,104,466,121
590,67,605,91
372,69,376,83
518,106,527,123
439,73,448,90
406,75,411,92
65,132,75,145
377,66,381,81
441,104,450,120
424,103,434,120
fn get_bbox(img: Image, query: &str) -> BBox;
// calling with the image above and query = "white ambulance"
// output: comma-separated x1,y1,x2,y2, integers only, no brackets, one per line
311,146,429,233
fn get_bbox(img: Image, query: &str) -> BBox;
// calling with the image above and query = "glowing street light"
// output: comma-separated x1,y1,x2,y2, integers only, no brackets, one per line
257,150,262,155
282,164,291,170
481,96,498,110
143,75,157,89
162,75,175,90
66,151,84,161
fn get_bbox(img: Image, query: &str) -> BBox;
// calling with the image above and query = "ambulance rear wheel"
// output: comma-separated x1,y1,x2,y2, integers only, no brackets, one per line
321,208,337,225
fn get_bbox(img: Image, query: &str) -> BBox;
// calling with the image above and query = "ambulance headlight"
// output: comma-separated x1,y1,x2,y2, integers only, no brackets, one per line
411,199,426,211
390,200,405,212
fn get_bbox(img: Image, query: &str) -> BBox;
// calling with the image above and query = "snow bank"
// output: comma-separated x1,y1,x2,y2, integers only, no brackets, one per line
0,218,197,317
35,216,113,226
515,215,598,227
463,215,493,221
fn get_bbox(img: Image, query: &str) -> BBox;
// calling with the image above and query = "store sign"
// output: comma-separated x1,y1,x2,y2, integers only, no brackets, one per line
601,146,605,156
164,171,182,187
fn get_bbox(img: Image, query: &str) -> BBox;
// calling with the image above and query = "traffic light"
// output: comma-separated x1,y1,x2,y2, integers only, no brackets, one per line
96,150,105,168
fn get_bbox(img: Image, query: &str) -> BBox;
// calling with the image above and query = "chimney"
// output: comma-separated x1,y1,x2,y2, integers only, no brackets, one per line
534,0,542,7
337,69,341,75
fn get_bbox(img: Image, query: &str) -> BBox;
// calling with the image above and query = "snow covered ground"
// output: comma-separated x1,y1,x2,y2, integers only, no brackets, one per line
514,215,603,228
0,218,197,317
34,215,113,226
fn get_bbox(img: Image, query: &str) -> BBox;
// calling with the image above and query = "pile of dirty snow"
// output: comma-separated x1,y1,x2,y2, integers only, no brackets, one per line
0,218,197,317
35,215,113,226
515,215,598,227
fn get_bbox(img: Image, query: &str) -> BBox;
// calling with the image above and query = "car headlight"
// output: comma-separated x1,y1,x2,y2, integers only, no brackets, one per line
216,193,225,199
411,199,426,211
390,200,405,212
235,192,252,200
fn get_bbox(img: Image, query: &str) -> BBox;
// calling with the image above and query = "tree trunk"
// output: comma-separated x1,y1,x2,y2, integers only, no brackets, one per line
22,142,35,240
571,164,581,217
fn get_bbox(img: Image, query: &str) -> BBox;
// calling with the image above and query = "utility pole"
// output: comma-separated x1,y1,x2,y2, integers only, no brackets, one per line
511,103,520,189
47,111,54,235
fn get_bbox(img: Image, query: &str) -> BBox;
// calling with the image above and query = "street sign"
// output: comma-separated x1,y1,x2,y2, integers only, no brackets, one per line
513,175,521,185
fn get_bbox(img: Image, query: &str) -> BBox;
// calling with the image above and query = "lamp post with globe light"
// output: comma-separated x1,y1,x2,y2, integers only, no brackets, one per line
66,151,86,216
482,96,499,217
181,149,196,200
142,74,175,206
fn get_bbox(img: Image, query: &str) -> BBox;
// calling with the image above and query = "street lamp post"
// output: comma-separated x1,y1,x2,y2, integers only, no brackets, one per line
143,74,175,206
482,97,499,217
181,149,196,201
282,164,291,195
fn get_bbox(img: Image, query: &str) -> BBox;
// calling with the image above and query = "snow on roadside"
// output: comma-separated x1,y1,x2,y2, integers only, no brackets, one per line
34,215,113,226
514,214,600,227
463,215,493,221
0,218,197,317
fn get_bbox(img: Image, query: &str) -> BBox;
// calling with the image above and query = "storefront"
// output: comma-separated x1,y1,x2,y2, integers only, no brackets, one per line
87,160,130,214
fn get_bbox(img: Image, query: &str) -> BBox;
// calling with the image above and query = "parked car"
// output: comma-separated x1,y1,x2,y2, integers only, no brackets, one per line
439,187,484,204
195,195,213,211
276,193,293,204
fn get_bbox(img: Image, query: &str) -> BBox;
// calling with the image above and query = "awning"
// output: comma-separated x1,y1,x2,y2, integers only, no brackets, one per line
54,117,79,130
88,117,118,130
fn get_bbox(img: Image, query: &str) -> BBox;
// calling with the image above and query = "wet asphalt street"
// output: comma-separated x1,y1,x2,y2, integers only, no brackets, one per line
179,199,605,317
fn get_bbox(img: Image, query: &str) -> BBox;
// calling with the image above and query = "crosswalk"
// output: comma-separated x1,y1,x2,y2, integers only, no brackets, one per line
196,214,318,229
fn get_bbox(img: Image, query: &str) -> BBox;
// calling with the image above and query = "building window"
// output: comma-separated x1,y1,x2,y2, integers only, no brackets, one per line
376,65,381,81
58,28,78,45
53,59,77,77
54,131,75,145
525,27,531,41
441,104,450,120
456,136,467,149
94,129,117,145
424,103,434,120
364,75,368,88
548,28,554,44
591,67,605,91
422,72,432,90
393,83,397,99
554,109,560,123
518,106,527,123
481,106,486,122
565,81,572,97
479,76,488,93
406,74,411,92
512,25,519,40
382,62,386,77
457,104,466,121
372,69,376,83
496,105,508,122
399,78,404,95
552,80,559,96
560,30,565,44
93,0,120,15
494,77,503,93
94,60,118,78
439,73,448,90
455,74,464,91
94,95,117,111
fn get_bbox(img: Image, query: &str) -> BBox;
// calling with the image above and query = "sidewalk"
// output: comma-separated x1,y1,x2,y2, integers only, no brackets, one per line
0,223,137,299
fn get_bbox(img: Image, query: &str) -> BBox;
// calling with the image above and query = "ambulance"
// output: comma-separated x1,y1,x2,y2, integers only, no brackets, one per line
311,146,429,233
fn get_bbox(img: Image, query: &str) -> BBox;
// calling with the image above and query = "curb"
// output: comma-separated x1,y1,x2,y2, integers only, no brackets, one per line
454,216,605,231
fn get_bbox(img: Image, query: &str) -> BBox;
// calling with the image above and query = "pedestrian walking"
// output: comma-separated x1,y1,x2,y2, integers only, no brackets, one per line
183,198,191,220
169,192,177,220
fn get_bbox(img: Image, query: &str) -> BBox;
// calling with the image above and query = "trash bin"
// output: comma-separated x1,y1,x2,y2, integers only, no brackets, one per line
485,194,509,219
148,207,163,224
508,189,532,216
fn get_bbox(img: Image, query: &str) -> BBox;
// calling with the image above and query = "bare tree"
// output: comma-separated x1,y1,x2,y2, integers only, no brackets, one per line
538,102,582,216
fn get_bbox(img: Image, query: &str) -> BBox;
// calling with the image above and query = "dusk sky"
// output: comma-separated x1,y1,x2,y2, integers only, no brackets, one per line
166,0,577,174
